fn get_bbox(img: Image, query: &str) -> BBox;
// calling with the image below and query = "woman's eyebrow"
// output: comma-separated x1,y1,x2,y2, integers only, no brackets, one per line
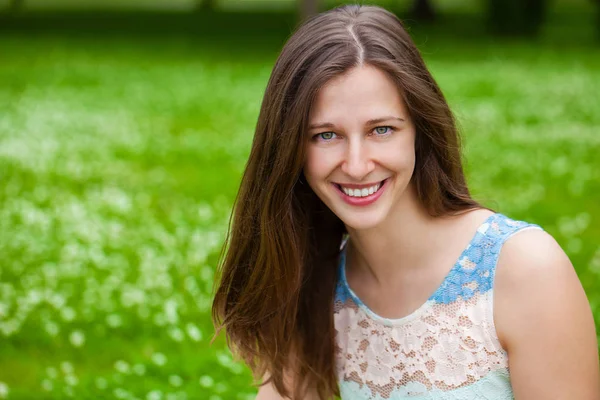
308,122,336,130
308,116,405,131
365,116,405,125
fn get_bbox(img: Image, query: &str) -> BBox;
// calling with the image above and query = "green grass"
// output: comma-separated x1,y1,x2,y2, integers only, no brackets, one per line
0,5,599,399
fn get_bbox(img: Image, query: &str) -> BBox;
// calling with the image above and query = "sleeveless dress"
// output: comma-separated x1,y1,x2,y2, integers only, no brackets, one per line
333,213,542,399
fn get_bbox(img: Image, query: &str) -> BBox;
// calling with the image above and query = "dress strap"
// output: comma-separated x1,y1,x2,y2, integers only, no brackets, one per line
471,213,543,291
481,213,543,244
430,213,543,304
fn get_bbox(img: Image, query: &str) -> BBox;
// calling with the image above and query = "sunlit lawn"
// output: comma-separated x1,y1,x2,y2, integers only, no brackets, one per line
0,6,599,399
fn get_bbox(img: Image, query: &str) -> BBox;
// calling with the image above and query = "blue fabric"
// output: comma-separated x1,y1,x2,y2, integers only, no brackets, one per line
334,213,542,399
339,369,513,400
335,213,540,307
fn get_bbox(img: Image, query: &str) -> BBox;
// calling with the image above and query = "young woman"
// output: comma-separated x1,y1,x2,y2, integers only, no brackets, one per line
212,4,599,399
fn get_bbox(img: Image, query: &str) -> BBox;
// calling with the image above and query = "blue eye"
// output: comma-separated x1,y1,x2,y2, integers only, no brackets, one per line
374,126,392,135
316,132,337,141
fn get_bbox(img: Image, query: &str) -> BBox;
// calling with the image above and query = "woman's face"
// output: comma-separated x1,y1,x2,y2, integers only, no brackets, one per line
304,64,417,231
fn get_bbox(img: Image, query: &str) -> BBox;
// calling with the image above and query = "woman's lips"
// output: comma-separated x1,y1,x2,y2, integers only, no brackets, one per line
333,178,388,206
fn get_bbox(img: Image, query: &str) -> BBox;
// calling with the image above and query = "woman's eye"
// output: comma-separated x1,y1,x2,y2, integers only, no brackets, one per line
317,132,336,141
374,126,392,135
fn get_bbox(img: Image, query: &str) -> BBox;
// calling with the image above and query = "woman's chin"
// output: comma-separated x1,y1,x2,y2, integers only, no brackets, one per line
337,212,387,232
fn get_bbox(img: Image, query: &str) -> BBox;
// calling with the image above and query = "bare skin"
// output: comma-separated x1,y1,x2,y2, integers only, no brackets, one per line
257,211,600,399
256,65,600,399
495,229,600,399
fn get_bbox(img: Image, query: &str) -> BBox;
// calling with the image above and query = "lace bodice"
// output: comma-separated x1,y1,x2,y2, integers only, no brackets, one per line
333,213,541,399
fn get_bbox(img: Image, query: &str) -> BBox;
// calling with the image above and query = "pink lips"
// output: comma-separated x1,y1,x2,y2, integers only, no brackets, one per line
334,179,388,206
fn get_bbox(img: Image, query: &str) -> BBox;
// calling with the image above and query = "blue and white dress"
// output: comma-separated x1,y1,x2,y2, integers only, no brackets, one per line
334,213,542,399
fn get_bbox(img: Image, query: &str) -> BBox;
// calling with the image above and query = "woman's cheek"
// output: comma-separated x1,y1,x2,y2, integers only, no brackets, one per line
306,147,333,177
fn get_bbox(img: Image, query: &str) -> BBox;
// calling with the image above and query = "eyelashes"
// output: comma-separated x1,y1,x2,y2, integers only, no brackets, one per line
316,131,337,141
374,126,392,135
312,126,395,142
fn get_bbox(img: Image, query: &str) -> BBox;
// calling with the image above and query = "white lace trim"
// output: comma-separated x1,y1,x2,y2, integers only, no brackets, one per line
334,290,508,398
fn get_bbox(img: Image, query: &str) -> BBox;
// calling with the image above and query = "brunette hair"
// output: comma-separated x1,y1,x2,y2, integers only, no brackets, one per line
212,4,480,399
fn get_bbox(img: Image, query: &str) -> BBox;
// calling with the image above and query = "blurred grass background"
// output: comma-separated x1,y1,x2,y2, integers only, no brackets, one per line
0,0,599,398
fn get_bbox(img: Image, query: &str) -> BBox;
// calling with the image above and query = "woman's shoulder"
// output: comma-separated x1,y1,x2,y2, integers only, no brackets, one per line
493,219,575,313
492,219,594,352
492,219,600,396
494,222,569,288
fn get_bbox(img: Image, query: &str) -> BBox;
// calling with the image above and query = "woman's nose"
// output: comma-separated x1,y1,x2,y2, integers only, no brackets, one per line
340,139,374,180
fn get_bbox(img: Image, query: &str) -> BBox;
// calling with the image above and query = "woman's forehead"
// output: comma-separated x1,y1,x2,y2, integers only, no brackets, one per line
309,66,408,125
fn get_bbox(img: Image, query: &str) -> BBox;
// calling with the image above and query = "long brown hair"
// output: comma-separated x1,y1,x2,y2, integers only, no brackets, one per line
212,4,480,399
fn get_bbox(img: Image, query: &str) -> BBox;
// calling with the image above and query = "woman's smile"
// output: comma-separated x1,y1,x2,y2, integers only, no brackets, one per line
333,178,389,206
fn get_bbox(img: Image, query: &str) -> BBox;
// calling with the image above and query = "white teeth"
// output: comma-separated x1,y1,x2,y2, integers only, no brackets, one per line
340,182,382,198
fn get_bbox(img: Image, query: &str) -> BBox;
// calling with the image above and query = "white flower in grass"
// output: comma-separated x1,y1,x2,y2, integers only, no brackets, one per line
0,323,9,339
198,203,213,221
27,289,43,305
114,360,131,374
106,313,123,328
185,323,202,342
41,379,53,391
45,321,59,338
65,375,78,386
146,390,163,400
228,362,244,375
215,351,232,367
199,375,214,388
195,296,211,313
113,388,130,399
138,305,150,320
151,352,167,367
184,277,199,295
61,307,76,322
60,361,74,375
49,293,66,309
133,363,146,376
168,326,184,342
0,302,8,318
153,313,167,327
46,367,58,379
200,266,213,284
1,320,19,336
164,299,179,325
169,375,183,388
0,382,8,399
69,330,85,347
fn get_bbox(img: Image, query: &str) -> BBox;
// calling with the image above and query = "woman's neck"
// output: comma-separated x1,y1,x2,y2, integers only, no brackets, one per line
345,184,451,286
